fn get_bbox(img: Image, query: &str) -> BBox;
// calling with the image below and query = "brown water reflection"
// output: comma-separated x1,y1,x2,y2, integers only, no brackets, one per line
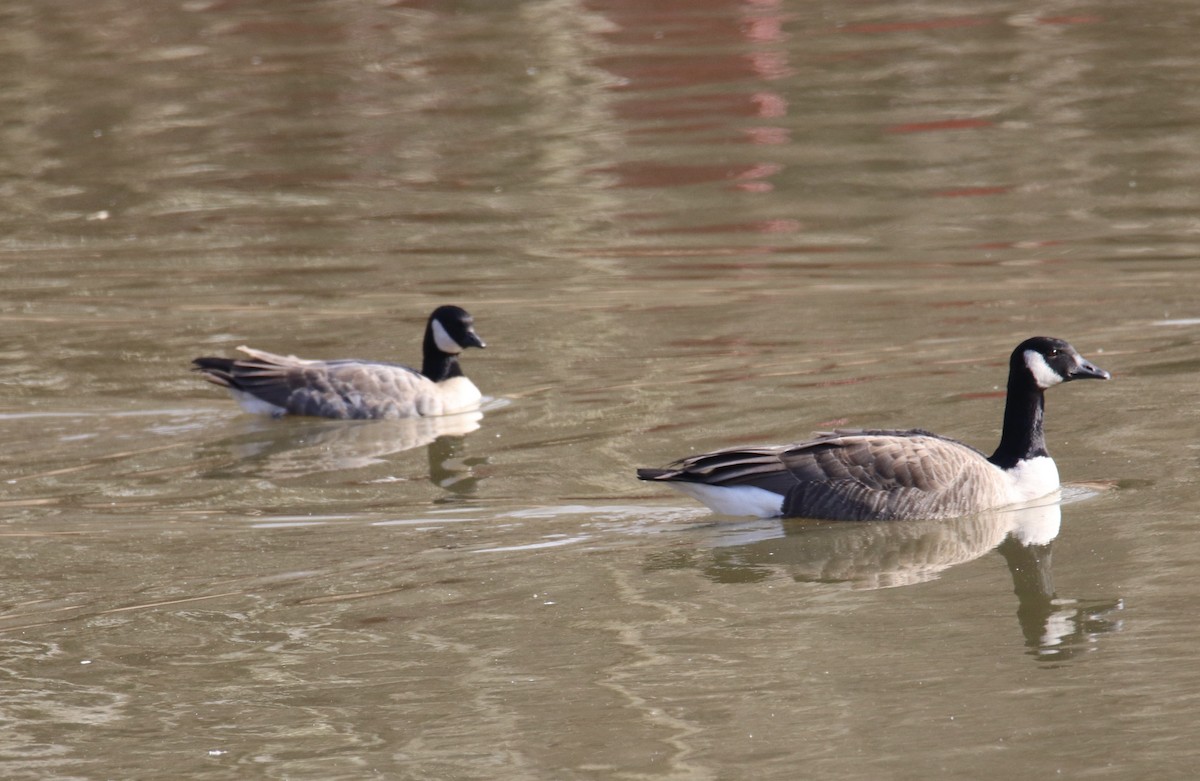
670,494,1125,661
3,0,1200,778
196,410,486,481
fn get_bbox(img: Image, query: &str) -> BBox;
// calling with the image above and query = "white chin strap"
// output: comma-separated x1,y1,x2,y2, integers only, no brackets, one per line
432,319,463,354
1024,350,1063,388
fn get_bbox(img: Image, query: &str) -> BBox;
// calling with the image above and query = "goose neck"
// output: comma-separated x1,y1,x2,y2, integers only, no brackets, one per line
989,374,1047,469
422,332,463,382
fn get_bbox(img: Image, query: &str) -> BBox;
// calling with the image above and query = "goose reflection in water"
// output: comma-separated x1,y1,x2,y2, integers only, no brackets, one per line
200,409,487,495
685,494,1124,661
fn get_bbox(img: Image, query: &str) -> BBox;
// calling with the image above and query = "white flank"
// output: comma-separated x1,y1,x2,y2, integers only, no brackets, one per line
667,482,785,518
1004,455,1060,503
1024,349,1063,388
433,376,482,414
229,388,287,417
431,319,463,354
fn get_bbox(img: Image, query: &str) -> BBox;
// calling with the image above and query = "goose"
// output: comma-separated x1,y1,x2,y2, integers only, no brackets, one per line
193,305,486,420
636,337,1109,521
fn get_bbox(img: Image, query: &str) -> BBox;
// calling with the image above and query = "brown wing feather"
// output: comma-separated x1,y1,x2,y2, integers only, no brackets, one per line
641,429,1005,521
196,347,437,419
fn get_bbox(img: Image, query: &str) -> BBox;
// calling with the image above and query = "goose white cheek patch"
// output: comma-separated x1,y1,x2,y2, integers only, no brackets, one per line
432,319,464,354
1024,350,1063,388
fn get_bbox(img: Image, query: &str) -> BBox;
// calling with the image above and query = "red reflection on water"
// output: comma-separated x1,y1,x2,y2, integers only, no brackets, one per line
746,50,793,80
745,13,787,43
733,163,782,192
752,91,787,118
588,0,790,195
886,118,994,133
617,92,778,121
742,126,789,145
596,54,784,91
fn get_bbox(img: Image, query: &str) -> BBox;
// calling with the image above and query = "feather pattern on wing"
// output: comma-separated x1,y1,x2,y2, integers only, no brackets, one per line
195,347,478,420
641,429,1010,521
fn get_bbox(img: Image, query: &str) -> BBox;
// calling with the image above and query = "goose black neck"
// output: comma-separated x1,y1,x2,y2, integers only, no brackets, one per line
989,371,1048,469
422,329,464,382
420,331,460,381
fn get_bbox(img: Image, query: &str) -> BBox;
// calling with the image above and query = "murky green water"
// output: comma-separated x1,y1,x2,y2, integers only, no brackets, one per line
3,1,1200,778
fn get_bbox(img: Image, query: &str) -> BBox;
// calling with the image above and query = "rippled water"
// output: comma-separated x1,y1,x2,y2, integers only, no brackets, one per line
3,1,1200,778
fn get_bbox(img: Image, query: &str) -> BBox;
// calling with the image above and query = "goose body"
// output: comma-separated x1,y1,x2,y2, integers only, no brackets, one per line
193,305,486,420
637,337,1109,521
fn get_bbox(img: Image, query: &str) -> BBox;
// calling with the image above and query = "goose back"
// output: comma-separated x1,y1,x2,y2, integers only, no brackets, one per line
640,429,1016,522
195,347,481,420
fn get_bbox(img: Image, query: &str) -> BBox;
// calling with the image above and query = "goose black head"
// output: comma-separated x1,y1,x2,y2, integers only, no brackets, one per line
1014,336,1109,390
428,305,486,355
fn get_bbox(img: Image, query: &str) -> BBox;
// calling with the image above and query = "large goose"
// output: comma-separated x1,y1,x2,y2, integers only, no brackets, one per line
193,305,486,420
637,337,1109,521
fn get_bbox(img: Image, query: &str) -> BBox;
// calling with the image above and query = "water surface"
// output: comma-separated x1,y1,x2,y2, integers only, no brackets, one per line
2,1,1200,779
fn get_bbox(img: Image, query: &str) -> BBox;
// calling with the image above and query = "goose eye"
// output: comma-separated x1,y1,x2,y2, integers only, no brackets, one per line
1046,349,1060,358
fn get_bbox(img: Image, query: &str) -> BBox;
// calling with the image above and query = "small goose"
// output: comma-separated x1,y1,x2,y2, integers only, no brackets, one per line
193,305,486,420
637,337,1109,521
